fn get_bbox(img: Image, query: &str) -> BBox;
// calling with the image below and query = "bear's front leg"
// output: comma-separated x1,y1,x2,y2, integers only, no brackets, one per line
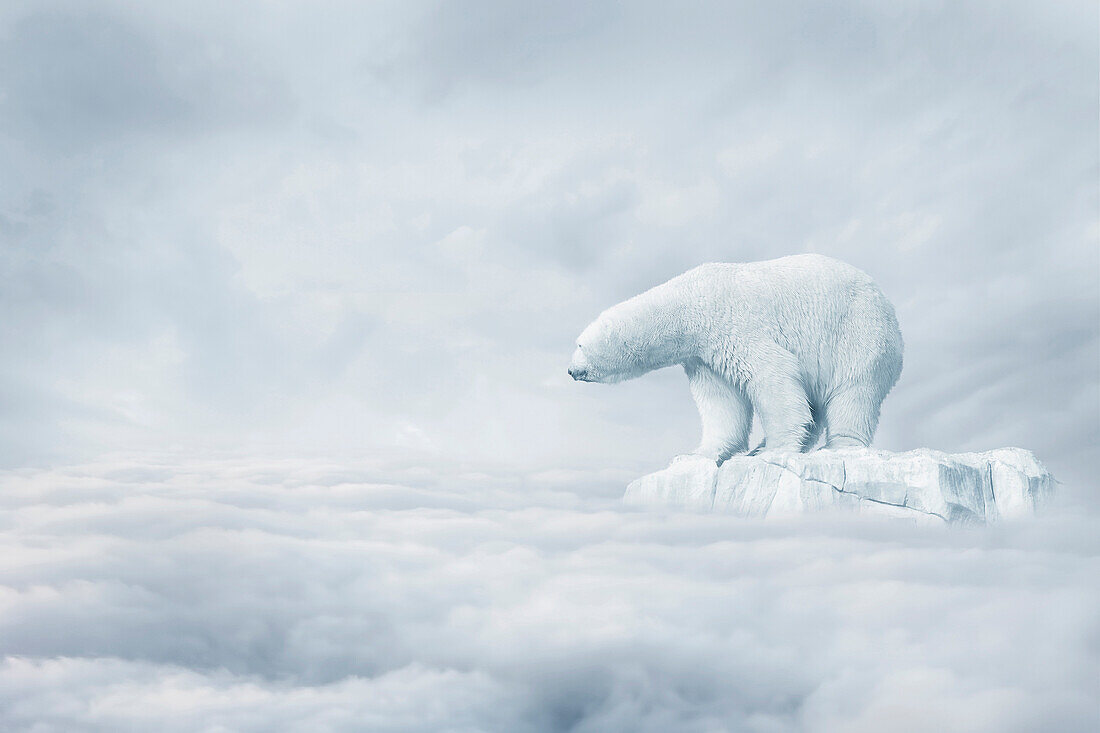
684,360,752,464
744,345,813,453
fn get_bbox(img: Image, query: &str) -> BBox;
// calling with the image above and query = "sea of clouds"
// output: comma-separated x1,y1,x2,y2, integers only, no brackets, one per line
2,456,1097,732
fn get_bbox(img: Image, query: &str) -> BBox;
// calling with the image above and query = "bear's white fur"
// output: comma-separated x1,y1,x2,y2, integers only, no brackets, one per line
569,254,903,461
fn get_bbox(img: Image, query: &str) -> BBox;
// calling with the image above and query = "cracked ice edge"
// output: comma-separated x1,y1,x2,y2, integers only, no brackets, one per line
623,448,1054,523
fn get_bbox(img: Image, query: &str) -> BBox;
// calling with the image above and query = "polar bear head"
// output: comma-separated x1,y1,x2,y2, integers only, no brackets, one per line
569,293,693,383
568,315,634,383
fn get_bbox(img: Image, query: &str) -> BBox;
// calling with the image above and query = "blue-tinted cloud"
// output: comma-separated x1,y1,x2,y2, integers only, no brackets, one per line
0,458,1096,731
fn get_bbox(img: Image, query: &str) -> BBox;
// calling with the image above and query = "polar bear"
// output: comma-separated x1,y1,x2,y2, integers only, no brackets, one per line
568,254,903,462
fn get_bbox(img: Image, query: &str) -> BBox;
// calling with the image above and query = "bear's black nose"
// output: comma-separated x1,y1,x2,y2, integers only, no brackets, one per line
569,366,587,380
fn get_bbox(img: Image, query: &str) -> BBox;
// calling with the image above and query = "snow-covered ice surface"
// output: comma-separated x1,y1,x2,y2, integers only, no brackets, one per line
1,455,1097,732
625,448,1055,524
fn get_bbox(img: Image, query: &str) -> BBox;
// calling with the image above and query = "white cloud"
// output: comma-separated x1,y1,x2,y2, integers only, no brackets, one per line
0,457,1097,731
0,0,1095,486
0,4,1096,725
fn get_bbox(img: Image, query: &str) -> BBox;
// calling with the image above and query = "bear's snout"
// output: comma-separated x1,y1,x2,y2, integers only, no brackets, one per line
568,348,592,381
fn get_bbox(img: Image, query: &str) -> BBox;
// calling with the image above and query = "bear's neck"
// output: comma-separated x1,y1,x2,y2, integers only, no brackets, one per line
623,282,703,371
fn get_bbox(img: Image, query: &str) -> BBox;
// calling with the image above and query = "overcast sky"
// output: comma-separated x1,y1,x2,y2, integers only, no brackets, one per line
1,0,1097,489
2,3,1099,731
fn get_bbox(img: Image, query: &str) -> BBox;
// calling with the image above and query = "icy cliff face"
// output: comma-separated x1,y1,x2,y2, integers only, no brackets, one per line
624,448,1055,524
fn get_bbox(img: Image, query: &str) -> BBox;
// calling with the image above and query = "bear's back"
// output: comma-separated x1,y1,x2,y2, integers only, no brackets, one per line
684,255,896,388
685,254,877,334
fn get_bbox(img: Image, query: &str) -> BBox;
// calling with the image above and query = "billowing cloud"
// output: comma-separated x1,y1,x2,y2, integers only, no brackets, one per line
0,458,1097,731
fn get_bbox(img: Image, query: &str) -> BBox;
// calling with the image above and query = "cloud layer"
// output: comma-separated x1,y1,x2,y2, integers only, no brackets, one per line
1,457,1098,731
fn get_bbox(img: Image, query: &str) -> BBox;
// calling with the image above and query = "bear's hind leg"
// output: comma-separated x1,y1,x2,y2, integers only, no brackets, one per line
685,360,752,463
824,290,902,449
823,380,885,449
802,404,826,451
